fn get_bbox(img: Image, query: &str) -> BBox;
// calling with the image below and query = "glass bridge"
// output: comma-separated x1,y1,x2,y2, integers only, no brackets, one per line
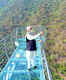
0,27,52,80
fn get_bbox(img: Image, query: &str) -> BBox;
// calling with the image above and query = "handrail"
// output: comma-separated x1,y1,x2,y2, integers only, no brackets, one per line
0,34,15,73
42,49,52,80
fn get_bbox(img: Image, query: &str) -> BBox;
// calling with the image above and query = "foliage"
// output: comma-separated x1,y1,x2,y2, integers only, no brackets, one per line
0,0,65,79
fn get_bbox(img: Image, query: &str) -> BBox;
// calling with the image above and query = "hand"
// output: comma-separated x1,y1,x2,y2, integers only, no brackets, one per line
15,41,19,47
40,31,44,35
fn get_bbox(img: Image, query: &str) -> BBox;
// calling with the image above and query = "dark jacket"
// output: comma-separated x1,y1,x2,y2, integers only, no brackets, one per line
26,37,37,51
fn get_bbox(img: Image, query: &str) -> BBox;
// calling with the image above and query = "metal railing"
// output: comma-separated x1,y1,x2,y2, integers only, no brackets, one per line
0,27,26,72
0,35,15,72
41,49,53,80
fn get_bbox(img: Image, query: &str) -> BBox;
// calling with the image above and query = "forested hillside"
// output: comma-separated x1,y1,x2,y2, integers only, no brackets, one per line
0,0,66,80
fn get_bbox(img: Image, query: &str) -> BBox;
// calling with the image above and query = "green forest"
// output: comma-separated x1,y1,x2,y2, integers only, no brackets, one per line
0,0,66,80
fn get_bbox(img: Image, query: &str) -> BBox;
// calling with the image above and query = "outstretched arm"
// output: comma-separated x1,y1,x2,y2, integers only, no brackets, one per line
26,33,40,40
26,31,44,40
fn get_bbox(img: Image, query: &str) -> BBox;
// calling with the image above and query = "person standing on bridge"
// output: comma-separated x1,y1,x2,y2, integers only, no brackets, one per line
26,26,43,71
15,26,44,71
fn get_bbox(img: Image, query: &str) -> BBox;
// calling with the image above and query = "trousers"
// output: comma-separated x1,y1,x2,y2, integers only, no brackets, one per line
26,50,37,69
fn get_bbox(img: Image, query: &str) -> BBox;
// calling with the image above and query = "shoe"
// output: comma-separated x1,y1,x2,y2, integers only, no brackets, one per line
34,66,37,69
28,68,31,71
32,66,37,70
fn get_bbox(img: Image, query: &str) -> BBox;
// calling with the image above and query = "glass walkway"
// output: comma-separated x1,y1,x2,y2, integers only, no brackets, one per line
0,34,52,80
